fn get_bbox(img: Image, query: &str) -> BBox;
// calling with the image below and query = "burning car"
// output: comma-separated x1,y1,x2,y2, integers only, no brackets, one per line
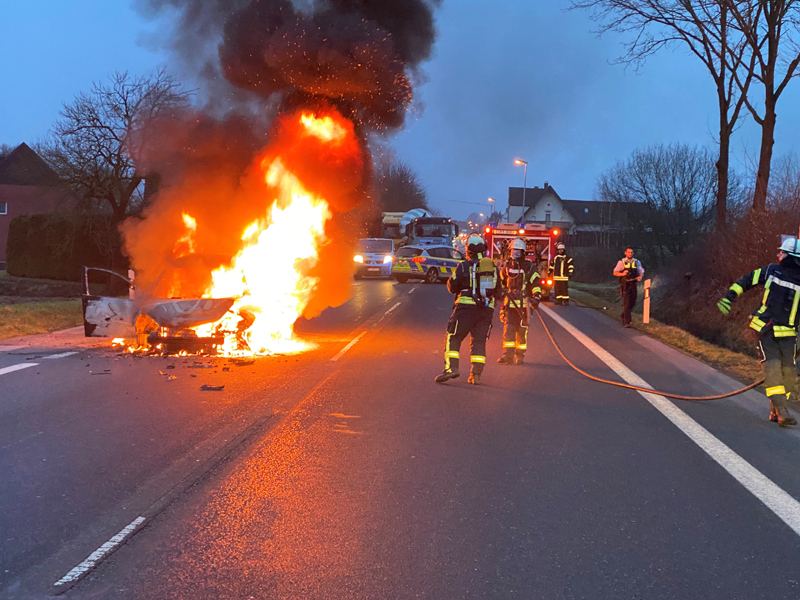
81,256,238,354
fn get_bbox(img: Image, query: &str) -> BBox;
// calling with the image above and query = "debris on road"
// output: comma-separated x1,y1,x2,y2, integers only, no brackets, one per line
200,384,225,391
167,375,177,381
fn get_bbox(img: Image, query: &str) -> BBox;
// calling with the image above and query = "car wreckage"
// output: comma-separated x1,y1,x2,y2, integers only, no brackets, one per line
81,256,239,354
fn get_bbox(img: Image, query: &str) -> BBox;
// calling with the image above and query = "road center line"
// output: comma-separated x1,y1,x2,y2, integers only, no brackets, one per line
0,363,39,376
330,332,367,362
42,351,78,359
54,516,146,586
540,305,800,537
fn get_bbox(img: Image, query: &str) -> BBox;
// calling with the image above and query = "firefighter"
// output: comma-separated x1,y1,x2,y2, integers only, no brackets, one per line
613,247,644,327
550,242,574,305
435,234,501,386
717,237,800,427
497,238,541,365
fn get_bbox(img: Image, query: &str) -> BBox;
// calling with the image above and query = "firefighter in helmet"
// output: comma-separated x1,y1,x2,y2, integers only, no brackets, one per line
435,234,501,386
550,242,574,305
718,236,800,427
497,238,541,365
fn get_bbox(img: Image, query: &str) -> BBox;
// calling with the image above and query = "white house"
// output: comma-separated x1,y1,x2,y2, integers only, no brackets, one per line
506,185,635,237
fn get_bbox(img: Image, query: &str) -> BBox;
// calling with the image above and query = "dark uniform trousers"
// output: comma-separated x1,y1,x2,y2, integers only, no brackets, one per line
621,282,637,326
444,306,493,374
761,335,799,409
501,298,528,360
553,280,569,303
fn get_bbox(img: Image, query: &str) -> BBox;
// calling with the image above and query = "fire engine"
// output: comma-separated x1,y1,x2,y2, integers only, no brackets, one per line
482,222,561,301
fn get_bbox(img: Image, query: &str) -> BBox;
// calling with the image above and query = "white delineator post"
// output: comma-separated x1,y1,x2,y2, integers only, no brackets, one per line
643,278,651,325
128,269,135,300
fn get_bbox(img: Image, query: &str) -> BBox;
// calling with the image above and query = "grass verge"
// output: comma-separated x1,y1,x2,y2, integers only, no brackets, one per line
0,299,83,340
569,282,763,386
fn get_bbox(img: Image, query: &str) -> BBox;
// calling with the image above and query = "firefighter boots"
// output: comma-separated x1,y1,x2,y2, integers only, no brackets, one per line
468,364,484,385
496,355,514,365
515,355,525,365
769,401,779,423
776,406,797,428
435,369,460,384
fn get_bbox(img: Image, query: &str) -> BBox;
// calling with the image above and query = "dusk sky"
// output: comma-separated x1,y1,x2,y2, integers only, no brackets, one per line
3,0,799,220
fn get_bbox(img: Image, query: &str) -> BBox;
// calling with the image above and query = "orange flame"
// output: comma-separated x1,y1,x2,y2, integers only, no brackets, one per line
192,109,358,355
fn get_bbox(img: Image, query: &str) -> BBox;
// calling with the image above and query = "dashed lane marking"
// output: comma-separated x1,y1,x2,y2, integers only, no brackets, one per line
541,305,800,538
0,351,77,377
0,363,39,376
330,300,405,362
43,351,78,359
54,516,146,586
329,332,367,362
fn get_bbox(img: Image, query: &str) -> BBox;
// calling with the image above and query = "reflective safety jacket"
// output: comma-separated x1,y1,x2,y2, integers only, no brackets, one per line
724,257,800,338
447,255,501,309
500,258,541,308
550,254,574,280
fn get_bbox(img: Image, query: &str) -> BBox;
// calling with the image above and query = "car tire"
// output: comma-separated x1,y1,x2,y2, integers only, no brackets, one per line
424,268,439,284
395,275,409,284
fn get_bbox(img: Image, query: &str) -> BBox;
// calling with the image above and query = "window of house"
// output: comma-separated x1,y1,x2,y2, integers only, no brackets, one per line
0,202,7,215
545,211,551,222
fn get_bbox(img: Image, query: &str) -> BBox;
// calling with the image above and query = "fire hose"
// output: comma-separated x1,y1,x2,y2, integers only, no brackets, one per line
533,308,765,402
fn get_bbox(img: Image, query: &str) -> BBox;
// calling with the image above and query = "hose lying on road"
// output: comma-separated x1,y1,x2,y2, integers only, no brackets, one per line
534,309,765,402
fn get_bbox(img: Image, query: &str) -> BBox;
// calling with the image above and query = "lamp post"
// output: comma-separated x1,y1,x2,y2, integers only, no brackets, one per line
514,159,528,223
488,197,495,219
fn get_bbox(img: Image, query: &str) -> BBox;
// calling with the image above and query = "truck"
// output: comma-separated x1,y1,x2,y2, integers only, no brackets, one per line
482,222,561,301
403,216,459,247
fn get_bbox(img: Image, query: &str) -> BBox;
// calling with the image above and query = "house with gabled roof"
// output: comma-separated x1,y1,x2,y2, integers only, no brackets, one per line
506,184,639,245
0,143,73,268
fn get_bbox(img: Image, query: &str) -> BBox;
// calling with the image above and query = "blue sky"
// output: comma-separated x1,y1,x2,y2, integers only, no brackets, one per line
2,0,799,219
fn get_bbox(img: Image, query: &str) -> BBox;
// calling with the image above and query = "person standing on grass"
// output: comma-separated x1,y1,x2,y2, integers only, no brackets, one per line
718,237,800,428
613,247,644,328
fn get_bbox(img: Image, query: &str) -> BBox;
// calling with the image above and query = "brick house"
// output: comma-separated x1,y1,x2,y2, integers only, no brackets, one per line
0,143,72,269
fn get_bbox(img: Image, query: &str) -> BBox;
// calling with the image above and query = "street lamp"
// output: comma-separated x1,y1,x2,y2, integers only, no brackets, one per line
514,159,528,223
487,197,495,217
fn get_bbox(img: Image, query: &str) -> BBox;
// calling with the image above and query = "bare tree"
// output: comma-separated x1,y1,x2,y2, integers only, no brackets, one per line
374,158,429,212
727,1,800,213
570,0,756,230
0,143,16,159
596,144,717,265
40,69,191,224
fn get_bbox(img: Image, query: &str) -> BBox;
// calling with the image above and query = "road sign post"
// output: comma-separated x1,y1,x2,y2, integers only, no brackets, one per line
643,278,651,324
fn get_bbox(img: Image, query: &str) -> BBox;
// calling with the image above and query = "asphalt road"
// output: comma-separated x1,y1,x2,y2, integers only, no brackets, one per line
3,278,800,599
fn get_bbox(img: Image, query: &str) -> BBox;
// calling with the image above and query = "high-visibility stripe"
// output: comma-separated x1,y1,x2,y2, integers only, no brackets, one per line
532,287,542,294
503,341,516,348
790,291,800,326
470,356,486,364
445,351,459,358
517,344,527,350
767,385,787,397
774,326,796,338
752,269,762,286
553,276,569,281
767,275,800,292
750,317,767,332
730,283,744,296
457,296,476,305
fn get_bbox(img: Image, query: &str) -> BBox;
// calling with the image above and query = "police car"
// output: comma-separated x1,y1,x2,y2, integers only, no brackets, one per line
391,244,465,284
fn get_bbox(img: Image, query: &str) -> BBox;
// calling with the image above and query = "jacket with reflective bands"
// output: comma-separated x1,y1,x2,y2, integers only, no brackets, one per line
500,258,541,308
550,254,574,280
724,257,800,338
448,255,501,309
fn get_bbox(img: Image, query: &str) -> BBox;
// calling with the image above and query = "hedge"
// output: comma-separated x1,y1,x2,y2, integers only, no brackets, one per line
6,213,124,281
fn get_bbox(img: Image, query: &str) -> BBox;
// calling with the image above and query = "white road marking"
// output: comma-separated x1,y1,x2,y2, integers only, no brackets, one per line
0,363,39,376
330,300,404,362
43,351,78,359
330,332,367,362
384,301,402,314
541,305,800,537
408,287,416,294
54,516,146,586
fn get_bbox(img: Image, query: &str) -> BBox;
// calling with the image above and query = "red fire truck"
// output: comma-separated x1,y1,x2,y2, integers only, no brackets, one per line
482,223,561,301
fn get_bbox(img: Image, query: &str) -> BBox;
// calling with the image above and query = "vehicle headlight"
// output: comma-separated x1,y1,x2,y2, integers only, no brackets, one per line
383,255,393,264
354,255,364,263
